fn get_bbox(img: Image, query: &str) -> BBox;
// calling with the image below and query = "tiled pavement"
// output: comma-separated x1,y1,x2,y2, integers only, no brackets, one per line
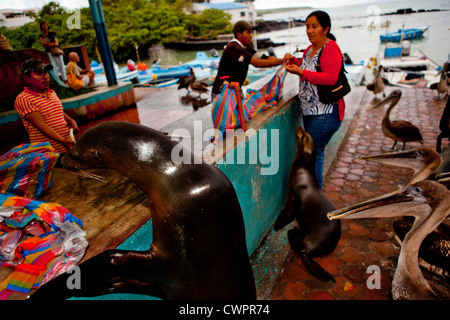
267,87,447,300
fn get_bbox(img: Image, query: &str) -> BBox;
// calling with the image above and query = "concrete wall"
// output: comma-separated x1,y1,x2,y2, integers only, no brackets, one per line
207,99,300,254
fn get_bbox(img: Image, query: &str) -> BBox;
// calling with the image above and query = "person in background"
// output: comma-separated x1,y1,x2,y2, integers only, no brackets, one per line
66,52,95,91
15,58,78,154
212,20,291,100
39,21,67,81
285,10,345,188
0,32,13,51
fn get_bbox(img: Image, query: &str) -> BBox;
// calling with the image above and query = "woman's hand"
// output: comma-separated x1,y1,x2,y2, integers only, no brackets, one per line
283,53,293,61
285,63,303,77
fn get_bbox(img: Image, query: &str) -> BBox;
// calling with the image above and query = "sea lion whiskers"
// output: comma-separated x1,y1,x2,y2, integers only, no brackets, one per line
68,169,107,182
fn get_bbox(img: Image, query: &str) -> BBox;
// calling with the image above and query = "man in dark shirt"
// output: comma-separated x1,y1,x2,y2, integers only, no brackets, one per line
212,20,290,99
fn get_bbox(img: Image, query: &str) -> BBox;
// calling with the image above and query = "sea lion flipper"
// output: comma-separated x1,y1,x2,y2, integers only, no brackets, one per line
274,195,298,231
301,255,336,283
274,210,295,231
30,249,162,300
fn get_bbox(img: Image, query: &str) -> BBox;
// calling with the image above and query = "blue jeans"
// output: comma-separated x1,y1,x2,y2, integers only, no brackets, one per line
302,105,341,188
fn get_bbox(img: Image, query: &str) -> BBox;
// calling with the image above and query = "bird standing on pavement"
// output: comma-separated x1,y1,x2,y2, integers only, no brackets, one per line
367,65,389,98
368,89,423,150
430,62,449,100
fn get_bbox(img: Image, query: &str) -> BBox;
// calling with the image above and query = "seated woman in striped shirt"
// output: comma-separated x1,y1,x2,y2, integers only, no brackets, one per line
15,58,78,154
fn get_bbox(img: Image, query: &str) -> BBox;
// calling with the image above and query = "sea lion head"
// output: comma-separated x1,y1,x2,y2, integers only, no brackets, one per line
295,127,317,165
62,125,115,171
62,121,160,171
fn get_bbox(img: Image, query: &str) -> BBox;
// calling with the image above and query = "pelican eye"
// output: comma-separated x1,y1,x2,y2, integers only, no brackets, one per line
408,186,423,196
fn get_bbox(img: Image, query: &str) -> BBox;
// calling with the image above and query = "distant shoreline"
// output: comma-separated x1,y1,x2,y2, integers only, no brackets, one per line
256,7,312,15
257,6,448,17
255,7,448,33
381,8,448,16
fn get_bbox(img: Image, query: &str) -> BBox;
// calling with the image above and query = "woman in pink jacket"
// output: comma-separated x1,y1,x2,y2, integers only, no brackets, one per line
286,10,345,187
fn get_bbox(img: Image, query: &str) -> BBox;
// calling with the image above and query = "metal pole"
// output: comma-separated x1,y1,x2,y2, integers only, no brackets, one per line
88,0,117,86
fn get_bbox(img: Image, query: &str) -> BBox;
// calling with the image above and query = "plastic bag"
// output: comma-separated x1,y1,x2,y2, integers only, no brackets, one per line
0,194,87,298
258,63,287,103
211,82,249,140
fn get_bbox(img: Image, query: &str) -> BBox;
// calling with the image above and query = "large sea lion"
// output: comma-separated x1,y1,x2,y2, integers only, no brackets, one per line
29,121,256,300
274,127,341,282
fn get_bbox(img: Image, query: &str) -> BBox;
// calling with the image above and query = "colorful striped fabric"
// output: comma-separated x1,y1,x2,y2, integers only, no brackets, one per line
243,88,277,119
14,88,71,154
258,63,287,104
211,82,249,140
244,63,288,118
211,64,287,140
0,142,59,199
0,194,87,299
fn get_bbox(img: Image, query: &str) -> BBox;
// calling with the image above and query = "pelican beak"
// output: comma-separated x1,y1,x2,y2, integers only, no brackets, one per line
436,172,450,187
367,90,402,110
327,186,427,220
359,149,420,161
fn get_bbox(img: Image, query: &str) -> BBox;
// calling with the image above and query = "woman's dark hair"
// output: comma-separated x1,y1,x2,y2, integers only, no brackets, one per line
307,10,336,41
39,20,48,31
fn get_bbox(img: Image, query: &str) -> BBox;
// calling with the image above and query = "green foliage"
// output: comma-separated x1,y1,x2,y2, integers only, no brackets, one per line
3,0,232,62
183,9,232,39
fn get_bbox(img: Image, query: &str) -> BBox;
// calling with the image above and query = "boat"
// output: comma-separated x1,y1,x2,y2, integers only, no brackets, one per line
92,50,218,86
149,64,193,80
380,47,439,72
368,19,390,29
164,38,285,51
184,51,220,70
90,60,119,75
94,64,211,87
345,60,367,86
133,78,179,88
380,25,429,42
372,47,441,88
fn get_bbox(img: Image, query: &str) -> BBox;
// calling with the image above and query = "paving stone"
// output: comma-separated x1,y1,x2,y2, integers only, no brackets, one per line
304,290,335,300
346,221,370,237
340,247,365,264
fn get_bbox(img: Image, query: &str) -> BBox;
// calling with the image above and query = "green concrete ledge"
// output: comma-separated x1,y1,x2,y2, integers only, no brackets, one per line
61,82,134,110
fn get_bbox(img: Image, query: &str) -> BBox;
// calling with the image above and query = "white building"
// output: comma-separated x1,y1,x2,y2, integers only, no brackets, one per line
189,0,257,24
0,8,38,29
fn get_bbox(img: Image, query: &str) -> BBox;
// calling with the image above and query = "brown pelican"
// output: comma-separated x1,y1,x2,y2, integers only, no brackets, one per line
359,147,450,279
432,146,450,184
366,65,389,98
359,147,442,185
180,95,209,111
368,89,423,150
430,62,449,100
188,68,209,97
177,74,192,93
393,217,449,280
328,180,450,300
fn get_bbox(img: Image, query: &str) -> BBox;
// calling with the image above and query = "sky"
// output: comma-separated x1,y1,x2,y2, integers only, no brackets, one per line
0,0,382,11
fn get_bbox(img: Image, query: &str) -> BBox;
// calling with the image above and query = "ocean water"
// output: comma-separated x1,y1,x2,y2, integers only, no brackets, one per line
144,0,449,67
258,0,450,66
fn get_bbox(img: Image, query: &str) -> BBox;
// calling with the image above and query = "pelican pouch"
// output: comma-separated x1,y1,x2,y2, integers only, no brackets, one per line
315,48,351,104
